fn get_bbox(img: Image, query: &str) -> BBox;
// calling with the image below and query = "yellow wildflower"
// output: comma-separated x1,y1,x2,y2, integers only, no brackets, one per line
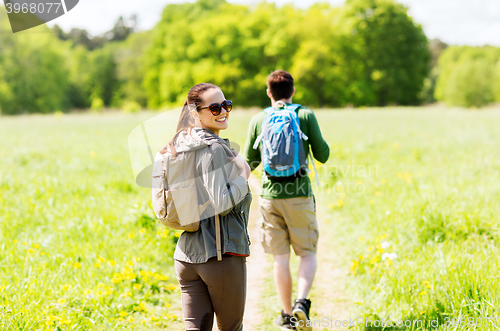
128,233,135,239
73,262,82,269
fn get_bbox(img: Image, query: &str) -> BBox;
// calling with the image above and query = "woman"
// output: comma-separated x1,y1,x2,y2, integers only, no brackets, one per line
160,83,252,331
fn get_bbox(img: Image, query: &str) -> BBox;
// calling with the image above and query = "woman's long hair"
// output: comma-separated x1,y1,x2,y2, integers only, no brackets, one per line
160,83,219,155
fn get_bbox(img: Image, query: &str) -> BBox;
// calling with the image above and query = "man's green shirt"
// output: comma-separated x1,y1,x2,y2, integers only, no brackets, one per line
243,105,330,199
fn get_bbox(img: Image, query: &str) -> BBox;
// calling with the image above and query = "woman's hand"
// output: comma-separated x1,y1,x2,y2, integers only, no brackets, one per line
229,151,250,180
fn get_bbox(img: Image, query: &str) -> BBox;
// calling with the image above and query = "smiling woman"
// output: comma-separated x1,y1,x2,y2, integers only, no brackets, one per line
195,89,232,136
157,83,252,331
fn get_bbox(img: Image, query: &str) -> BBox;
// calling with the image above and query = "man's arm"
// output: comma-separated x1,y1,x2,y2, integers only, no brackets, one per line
305,109,330,163
243,115,262,171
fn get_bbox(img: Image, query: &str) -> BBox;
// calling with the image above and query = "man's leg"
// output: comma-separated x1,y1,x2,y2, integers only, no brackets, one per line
281,196,317,331
274,253,293,315
297,254,317,299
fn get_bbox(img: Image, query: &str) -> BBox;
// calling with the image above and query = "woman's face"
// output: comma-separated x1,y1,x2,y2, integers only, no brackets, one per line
196,88,229,136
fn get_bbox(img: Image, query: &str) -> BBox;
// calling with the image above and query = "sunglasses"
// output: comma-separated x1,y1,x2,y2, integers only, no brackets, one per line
198,100,233,116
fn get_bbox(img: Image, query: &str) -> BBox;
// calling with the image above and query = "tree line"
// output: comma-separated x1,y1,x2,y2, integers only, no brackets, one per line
1,0,495,114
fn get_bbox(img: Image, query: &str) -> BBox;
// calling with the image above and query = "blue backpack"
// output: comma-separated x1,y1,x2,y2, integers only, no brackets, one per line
253,102,309,179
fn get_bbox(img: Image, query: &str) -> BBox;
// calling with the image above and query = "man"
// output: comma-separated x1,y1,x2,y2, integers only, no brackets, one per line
244,70,330,330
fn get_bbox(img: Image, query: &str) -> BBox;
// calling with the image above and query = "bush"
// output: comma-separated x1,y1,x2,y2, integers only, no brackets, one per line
444,59,495,108
122,100,141,113
91,97,104,112
435,46,500,108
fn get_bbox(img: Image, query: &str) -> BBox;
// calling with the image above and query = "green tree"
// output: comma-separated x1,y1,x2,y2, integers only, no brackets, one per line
334,0,430,106
66,45,92,108
0,14,69,114
113,31,152,107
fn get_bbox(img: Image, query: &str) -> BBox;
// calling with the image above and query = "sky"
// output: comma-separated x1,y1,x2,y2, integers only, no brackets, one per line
34,0,500,46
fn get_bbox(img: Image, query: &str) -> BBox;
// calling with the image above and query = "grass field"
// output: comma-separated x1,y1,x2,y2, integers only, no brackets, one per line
1,106,500,330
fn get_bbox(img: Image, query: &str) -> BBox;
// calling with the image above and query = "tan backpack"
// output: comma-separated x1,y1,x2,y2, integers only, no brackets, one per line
151,142,235,261
151,150,209,232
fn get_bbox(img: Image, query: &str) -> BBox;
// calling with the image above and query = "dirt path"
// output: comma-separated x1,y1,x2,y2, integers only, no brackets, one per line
311,198,354,329
214,179,353,331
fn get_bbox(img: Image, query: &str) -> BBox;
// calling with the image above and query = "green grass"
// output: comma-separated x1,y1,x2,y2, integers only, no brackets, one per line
313,106,500,330
0,112,185,330
2,106,500,330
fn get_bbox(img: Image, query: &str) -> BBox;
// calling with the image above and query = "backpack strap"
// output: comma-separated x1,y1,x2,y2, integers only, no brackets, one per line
215,214,222,261
286,103,301,112
208,143,236,261
161,153,169,190
253,134,262,149
263,106,274,114
287,104,308,141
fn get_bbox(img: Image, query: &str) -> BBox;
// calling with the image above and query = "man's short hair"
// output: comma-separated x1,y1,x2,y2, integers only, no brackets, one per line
267,70,294,101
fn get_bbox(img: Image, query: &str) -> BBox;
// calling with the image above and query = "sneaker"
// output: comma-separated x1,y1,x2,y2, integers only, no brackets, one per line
292,299,312,331
275,310,295,330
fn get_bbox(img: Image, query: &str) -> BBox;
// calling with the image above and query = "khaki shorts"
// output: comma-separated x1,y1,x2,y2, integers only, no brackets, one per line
259,196,318,256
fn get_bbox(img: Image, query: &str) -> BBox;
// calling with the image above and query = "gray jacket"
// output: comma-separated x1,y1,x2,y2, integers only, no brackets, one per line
173,128,252,263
